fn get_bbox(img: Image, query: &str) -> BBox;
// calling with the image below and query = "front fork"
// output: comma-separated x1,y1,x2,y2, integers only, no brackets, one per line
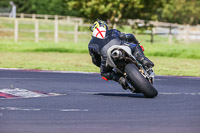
139,67,155,85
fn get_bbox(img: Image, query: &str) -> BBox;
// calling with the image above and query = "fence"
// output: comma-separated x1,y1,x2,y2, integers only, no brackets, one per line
0,13,83,23
127,19,200,43
0,17,90,43
0,13,200,44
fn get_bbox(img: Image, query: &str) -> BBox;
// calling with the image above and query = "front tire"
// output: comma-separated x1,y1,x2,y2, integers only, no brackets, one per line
125,63,158,98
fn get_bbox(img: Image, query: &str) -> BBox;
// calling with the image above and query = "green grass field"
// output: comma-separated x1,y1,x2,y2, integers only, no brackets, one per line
0,40,200,59
0,40,199,76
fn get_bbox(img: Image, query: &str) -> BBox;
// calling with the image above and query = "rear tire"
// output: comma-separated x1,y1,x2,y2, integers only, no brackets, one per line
125,63,158,98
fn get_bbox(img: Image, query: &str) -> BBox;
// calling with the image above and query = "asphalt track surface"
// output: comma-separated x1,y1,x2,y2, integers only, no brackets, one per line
0,69,200,133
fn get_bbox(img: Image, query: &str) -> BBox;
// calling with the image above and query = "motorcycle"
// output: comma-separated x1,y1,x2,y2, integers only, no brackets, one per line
106,45,158,98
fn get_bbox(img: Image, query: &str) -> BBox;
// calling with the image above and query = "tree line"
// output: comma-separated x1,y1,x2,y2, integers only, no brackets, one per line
1,0,200,25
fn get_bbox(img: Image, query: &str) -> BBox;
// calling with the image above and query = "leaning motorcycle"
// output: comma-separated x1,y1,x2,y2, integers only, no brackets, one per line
106,45,158,98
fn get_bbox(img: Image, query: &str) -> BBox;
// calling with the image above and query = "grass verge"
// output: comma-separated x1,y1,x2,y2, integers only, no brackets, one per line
0,52,199,76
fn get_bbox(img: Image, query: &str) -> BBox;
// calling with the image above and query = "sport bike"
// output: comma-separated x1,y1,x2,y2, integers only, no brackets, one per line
106,45,158,98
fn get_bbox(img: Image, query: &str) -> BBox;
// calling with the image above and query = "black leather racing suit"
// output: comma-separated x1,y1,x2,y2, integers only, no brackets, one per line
88,29,140,81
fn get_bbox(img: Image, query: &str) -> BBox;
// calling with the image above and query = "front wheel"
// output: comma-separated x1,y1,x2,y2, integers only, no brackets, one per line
125,63,158,98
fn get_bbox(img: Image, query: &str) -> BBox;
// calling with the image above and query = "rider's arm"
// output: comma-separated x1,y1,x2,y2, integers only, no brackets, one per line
119,32,139,44
88,44,101,67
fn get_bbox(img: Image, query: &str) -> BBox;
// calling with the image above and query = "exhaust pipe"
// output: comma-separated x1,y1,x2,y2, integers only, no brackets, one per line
111,50,122,59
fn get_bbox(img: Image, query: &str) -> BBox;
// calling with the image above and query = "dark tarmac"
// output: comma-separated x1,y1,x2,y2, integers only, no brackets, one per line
0,69,200,133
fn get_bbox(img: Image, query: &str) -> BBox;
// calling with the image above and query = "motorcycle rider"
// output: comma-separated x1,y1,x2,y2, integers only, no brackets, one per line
88,20,154,89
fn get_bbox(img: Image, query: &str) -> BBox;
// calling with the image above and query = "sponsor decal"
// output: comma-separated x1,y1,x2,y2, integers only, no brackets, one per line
92,27,106,39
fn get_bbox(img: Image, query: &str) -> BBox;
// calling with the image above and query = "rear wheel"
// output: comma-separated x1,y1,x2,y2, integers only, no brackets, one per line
125,63,158,98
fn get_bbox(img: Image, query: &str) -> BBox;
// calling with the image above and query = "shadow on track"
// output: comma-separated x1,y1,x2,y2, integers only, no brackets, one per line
94,93,145,98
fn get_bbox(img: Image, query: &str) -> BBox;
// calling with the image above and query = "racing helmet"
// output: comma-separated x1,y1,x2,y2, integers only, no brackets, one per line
91,20,108,39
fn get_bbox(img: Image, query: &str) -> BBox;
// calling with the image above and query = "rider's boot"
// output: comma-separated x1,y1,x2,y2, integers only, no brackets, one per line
118,77,129,90
133,44,154,68
112,73,129,90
